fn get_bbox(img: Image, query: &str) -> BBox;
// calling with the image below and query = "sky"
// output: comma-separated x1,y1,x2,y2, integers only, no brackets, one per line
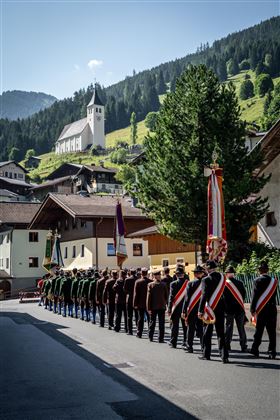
1,0,279,99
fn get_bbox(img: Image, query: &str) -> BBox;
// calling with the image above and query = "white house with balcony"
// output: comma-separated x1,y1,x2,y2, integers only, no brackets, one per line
55,88,105,154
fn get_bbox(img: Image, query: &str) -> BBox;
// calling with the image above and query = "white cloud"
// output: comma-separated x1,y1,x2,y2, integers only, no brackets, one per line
88,59,103,71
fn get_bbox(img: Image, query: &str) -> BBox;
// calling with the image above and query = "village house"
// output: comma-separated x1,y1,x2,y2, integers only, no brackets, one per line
0,202,47,295
251,118,280,248
55,88,105,154
0,161,32,199
29,194,153,270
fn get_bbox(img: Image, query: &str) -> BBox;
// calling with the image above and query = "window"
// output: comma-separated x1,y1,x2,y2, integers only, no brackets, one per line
5,171,8,177
18,174,23,179
9,172,12,178
29,232,38,242
133,243,143,257
72,218,77,229
266,212,277,227
29,257,38,268
14,173,17,179
81,244,85,257
96,107,98,112
162,259,169,267
107,243,116,256
99,108,102,113
176,258,184,265
65,218,69,230
115,184,119,189
81,220,87,228
64,247,68,259
72,246,76,258
6,258,9,269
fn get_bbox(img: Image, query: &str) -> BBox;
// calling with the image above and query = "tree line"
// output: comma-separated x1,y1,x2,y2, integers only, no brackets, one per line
0,16,279,161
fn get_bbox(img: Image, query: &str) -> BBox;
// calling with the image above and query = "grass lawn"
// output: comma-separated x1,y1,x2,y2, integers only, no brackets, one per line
105,119,149,148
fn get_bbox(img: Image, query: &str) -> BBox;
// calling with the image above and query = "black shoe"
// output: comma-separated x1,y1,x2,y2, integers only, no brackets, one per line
92,320,96,324
127,331,133,335
249,348,259,357
268,351,276,360
241,346,248,352
223,358,230,364
159,339,164,343
185,347,193,353
149,338,153,342
198,356,210,361
182,342,187,349
108,326,112,330
136,333,142,338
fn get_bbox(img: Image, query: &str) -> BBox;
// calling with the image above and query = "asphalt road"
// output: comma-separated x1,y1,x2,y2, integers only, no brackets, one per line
0,299,279,420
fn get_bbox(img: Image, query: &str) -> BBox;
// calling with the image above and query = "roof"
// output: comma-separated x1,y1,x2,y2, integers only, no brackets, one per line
57,118,88,142
77,165,118,175
0,202,41,225
87,89,104,107
28,156,42,161
130,151,146,166
29,193,147,229
0,161,28,173
47,163,83,180
127,225,158,238
30,176,72,190
251,118,280,176
0,177,32,188
0,189,19,198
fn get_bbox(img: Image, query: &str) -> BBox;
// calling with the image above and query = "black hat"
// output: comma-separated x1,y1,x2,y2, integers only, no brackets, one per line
94,271,101,279
225,265,236,274
258,261,269,271
176,266,185,275
206,260,218,270
152,269,161,275
192,265,206,273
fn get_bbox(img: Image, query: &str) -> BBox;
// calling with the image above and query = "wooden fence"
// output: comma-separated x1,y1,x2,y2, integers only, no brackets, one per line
237,272,280,305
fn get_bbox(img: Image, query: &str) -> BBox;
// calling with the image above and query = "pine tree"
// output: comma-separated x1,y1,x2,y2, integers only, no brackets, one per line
135,65,268,261
156,70,166,94
130,112,138,145
217,59,228,81
239,80,254,100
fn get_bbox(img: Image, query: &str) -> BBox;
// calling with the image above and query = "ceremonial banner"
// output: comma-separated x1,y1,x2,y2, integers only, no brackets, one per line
50,233,64,270
251,276,278,326
207,167,227,262
43,230,53,272
114,202,127,268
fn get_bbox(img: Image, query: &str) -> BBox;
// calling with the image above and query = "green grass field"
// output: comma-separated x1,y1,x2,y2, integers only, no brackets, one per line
106,119,149,148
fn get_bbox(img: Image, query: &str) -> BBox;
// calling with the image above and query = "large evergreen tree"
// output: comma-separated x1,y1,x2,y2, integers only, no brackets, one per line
134,65,268,261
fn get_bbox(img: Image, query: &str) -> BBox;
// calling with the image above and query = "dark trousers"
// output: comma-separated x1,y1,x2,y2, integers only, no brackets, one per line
115,303,127,332
225,311,247,350
98,304,105,327
107,303,115,328
149,309,165,342
252,309,277,354
202,311,228,360
127,304,138,334
137,309,150,337
187,316,203,349
90,301,97,322
170,315,187,347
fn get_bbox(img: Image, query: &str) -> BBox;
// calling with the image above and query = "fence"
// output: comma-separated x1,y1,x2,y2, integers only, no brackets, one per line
236,272,280,305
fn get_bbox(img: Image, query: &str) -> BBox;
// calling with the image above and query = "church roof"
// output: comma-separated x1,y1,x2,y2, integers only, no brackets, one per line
87,89,104,107
57,118,88,142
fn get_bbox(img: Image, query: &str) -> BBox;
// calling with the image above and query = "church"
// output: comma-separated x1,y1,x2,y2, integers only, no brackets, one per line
55,88,105,154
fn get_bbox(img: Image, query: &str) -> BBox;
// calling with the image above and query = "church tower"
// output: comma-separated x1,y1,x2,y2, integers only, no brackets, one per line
87,87,105,148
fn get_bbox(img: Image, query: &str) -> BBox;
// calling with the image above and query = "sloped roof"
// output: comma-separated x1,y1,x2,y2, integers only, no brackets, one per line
57,118,88,142
0,189,19,197
0,161,28,173
88,89,104,107
127,225,158,238
0,177,32,188
77,165,118,175
30,176,72,190
0,202,41,225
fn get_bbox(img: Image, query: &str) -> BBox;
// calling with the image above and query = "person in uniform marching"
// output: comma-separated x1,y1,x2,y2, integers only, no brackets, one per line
146,270,168,343
55,270,64,315
124,268,138,335
168,266,188,349
250,262,278,359
223,265,247,352
50,270,60,313
113,270,128,332
88,271,100,324
43,274,52,310
60,271,73,317
161,267,173,296
198,260,229,363
103,270,117,330
182,265,205,353
133,267,151,338
80,271,91,321
77,274,85,320
71,270,81,318
96,270,109,327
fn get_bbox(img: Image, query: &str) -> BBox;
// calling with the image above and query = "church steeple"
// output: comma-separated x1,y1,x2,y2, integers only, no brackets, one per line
87,84,105,149
87,86,104,107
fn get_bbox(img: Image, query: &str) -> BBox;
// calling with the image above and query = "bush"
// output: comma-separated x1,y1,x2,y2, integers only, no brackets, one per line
255,73,274,97
110,148,128,164
239,79,254,100
239,59,250,71
116,140,129,149
227,58,239,76
236,249,280,274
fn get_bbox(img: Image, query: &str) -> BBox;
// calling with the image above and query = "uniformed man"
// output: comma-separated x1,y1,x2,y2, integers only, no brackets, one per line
198,260,229,363
182,265,205,353
89,271,100,324
161,267,173,296
124,268,138,335
60,271,73,317
224,265,247,352
43,274,52,310
147,269,168,343
133,267,152,338
80,271,91,321
103,270,117,330
55,270,64,315
96,270,109,327
51,270,60,313
168,266,188,348
250,261,278,359
71,270,81,318
113,270,128,332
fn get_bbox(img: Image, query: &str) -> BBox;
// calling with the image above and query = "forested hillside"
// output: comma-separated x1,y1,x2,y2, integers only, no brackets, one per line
0,16,279,161
0,90,57,120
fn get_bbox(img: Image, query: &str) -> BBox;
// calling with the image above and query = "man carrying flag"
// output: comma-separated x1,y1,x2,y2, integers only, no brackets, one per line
250,261,278,359
224,265,247,352
114,201,128,268
43,230,53,273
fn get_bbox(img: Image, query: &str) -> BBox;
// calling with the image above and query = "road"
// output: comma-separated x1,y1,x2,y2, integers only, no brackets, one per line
0,299,279,420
